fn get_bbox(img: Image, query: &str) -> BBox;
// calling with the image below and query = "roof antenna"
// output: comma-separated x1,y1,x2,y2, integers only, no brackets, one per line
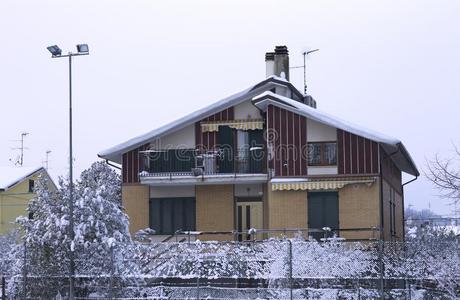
42,150,52,170
9,132,29,166
291,48,319,94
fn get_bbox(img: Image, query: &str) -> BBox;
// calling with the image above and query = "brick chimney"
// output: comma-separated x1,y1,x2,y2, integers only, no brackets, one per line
265,52,275,78
274,45,289,81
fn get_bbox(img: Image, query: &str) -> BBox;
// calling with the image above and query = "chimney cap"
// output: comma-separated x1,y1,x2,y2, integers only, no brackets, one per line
274,45,288,55
265,52,275,61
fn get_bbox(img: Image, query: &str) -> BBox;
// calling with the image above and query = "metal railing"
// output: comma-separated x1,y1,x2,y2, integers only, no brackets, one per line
141,148,266,177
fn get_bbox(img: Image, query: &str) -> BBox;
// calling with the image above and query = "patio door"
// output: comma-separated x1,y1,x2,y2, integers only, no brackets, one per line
218,126,234,173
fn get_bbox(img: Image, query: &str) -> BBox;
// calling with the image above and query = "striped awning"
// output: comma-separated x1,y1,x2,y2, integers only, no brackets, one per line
271,177,376,191
201,119,264,132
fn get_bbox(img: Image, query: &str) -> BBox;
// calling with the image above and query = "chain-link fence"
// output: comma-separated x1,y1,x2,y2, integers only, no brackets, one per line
1,238,459,299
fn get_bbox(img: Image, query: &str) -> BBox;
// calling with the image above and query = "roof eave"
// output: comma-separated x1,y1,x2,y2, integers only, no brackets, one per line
99,78,297,162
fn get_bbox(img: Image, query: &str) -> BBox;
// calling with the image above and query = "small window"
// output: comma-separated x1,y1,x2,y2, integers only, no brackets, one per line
308,142,337,166
28,179,35,193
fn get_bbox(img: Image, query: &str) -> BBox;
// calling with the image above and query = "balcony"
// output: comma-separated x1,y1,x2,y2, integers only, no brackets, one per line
139,148,268,186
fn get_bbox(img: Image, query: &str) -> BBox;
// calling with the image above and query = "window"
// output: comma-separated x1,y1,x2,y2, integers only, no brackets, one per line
28,179,35,193
307,142,337,166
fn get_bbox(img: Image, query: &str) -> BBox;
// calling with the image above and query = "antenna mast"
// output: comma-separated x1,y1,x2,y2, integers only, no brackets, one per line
43,150,52,170
290,48,319,94
10,132,29,166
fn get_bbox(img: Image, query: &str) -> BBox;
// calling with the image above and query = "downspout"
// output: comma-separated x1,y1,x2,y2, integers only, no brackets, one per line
402,175,418,241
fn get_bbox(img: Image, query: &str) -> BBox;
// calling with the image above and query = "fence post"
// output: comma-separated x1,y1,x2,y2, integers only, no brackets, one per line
196,258,200,300
108,246,114,300
22,240,27,300
357,278,360,300
288,239,293,300
2,276,6,300
407,279,411,300
378,239,384,300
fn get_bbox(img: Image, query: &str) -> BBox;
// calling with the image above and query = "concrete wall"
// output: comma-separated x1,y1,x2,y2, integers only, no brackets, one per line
196,185,234,240
122,183,149,234
338,181,381,240
307,118,337,142
234,100,262,120
267,184,308,237
150,124,195,149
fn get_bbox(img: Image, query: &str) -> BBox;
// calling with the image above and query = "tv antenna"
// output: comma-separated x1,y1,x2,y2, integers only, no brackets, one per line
42,150,52,170
9,132,29,166
290,48,319,94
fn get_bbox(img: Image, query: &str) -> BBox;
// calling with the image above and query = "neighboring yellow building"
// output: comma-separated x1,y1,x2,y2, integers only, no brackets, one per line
0,166,55,234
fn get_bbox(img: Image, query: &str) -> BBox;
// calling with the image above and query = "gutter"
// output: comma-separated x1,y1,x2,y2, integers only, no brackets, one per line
104,159,121,170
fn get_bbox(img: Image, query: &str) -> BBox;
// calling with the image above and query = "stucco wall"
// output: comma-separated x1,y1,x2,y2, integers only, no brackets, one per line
0,171,53,234
150,124,195,149
234,100,262,120
195,185,234,240
122,183,149,234
307,118,337,142
338,181,381,240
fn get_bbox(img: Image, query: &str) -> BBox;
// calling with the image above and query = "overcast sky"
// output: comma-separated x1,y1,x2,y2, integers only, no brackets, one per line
1,0,459,215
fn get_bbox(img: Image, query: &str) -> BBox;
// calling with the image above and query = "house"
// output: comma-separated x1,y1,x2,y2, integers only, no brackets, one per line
99,46,419,241
0,166,55,234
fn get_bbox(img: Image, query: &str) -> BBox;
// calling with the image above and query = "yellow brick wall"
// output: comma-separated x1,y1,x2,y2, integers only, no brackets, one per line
195,185,234,241
122,183,149,234
267,184,308,238
338,181,381,240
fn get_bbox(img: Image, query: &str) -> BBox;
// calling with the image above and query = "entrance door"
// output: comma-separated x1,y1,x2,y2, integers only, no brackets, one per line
308,192,339,240
236,199,263,241
218,126,234,173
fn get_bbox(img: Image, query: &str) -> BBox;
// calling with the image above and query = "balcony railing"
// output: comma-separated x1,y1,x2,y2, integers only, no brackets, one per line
140,148,265,177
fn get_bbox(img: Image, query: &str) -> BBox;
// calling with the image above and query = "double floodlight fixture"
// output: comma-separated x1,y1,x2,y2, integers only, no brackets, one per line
47,43,89,57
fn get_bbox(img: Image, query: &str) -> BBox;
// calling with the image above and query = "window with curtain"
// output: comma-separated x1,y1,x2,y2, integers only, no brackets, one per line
308,142,337,166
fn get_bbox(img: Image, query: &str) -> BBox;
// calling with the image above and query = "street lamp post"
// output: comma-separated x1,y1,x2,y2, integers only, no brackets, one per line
47,44,89,300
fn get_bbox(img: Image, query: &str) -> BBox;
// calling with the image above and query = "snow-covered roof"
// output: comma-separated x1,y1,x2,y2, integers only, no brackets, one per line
252,91,419,176
98,76,294,163
0,166,45,191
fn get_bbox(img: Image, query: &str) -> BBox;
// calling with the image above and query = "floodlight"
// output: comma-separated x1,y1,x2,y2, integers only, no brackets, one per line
47,45,62,56
76,44,89,53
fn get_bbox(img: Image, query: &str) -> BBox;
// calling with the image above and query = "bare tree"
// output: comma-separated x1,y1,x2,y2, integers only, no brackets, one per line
425,144,460,212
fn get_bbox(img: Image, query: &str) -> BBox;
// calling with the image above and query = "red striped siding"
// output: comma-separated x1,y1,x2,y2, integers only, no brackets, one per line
122,144,148,183
122,153,128,183
267,105,308,177
358,136,365,173
337,129,379,175
300,115,307,176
